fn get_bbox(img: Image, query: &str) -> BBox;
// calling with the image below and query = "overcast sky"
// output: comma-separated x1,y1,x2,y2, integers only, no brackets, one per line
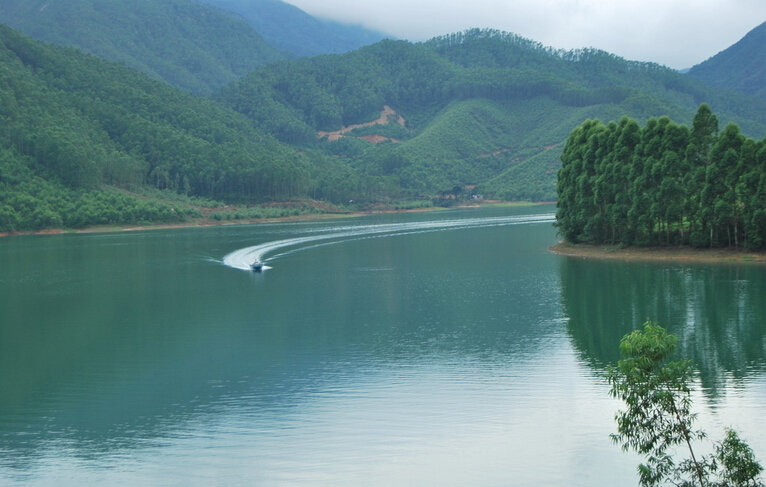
284,0,766,69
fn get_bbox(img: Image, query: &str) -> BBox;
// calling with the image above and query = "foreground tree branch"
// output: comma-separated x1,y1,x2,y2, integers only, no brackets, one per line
608,322,764,487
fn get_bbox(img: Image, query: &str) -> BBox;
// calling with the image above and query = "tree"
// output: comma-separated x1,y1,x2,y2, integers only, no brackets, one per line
714,429,764,487
608,322,707,486
608,322,763,487
556,105,766,250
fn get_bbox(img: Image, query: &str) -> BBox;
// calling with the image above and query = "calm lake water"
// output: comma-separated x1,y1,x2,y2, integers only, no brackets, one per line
1,204,765,486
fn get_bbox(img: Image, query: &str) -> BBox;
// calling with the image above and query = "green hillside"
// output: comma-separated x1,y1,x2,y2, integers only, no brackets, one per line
221,29,766,201
199,0,390,57
688,21,766,100
5,22,766,233
0,0,287,95
0,25,378,232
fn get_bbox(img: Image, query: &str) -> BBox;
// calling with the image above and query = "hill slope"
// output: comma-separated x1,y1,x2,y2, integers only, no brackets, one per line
688,21,766,100
199,0,390,57
0,0,287,95
0,24,375,232
221,29,766,201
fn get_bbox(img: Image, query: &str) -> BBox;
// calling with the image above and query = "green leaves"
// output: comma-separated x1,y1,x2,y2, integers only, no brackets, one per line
556,105,766,249
617,322,677,366
609,322,764,487
715,429,764,487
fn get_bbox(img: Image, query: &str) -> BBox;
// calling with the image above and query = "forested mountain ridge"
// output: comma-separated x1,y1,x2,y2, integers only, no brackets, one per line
688,21,766,100
688,22,766,99
0,24,382,232
221,29,766,200
198,0,390,57
4,21,766,232
0,0,287,95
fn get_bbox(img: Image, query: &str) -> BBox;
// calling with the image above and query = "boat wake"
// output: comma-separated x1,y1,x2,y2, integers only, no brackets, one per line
222,213,555,271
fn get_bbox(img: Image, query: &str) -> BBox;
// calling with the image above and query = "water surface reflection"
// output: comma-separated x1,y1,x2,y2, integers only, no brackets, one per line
561,257,766,398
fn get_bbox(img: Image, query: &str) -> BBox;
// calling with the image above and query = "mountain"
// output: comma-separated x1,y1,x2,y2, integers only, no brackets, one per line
4,23,766,233
0,0,287,95
220,29,766,201
688,21,766,100
199,0,390,57
0,24,374,232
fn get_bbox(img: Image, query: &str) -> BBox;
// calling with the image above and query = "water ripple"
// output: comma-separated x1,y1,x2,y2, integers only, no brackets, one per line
222,213,555,271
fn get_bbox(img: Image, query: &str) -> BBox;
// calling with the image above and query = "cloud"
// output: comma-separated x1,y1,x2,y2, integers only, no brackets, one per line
284,0,766,68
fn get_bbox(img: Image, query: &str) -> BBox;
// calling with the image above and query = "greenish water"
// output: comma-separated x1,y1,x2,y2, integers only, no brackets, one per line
1,205,764,486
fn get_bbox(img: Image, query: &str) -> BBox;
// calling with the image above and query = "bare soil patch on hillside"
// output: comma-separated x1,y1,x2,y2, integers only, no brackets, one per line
317,105,406,142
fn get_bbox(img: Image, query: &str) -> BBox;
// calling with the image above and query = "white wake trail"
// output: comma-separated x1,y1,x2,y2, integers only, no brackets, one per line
222,213,555,271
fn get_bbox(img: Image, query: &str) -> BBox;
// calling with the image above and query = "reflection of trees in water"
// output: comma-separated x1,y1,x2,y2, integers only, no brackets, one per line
561,257,766,398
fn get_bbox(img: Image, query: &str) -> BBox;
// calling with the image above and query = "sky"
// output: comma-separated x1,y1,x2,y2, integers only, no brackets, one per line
284,0,766,69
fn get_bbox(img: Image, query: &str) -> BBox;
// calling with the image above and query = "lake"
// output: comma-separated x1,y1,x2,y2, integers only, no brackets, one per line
1,204,765,486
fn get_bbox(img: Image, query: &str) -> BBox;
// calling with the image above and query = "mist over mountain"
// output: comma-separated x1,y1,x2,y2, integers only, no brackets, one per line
688,20,766,100
199,0,391,57
0,0,287,95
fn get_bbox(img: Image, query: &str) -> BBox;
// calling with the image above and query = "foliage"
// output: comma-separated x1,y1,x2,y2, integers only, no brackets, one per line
0,24,383,231
208,204,319,221
0,0,286,95
5,20,766,230
715,429,764,487
0,169,199,232
608,323,707,486
608,322,764,487
556,104,766,249
221,29,766,201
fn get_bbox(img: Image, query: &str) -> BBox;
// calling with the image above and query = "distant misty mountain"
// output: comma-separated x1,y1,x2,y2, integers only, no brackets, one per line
688,20,766,100
0,0,287,95
198,0,391,57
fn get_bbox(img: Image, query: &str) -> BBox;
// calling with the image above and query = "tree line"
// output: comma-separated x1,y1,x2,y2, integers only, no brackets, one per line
556,104,766,249
221,28,766,203
0,24,390,232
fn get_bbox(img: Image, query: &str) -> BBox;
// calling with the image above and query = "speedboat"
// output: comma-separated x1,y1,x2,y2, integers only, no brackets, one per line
251,261,264,272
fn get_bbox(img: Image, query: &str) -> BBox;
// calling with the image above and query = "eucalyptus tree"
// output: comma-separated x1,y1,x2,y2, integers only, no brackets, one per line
657,121,690,244
557,119,605,242
611,117,641,243
738,139,766,248
628,118,664,244
706,123,745,246
555,104,766,249
685,104,719,246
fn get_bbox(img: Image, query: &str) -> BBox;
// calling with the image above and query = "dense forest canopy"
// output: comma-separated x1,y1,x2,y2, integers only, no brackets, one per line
556,104,766,249
0,0,287,95
221,29,766,202
0,24,388,232
3,17,766,233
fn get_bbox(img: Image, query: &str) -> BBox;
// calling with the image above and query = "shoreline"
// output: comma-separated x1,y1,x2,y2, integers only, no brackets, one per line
549,241,766,265
0,201,541,239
